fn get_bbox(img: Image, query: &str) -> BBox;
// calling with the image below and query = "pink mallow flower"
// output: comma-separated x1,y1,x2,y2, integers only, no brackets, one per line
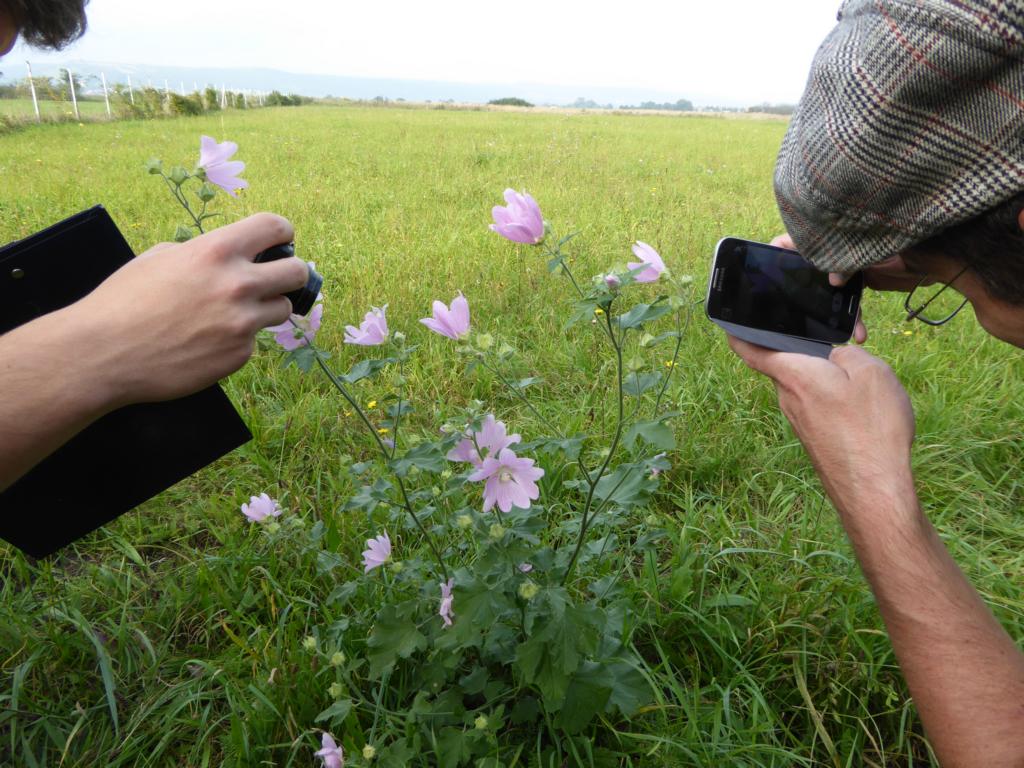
439,579,455,627
446,414,521,466
265,303,323,351
315,732,344,768
627,241,666,283
420,292,470,340
490,189,544,244
362,532,392,573
468,448,545,513
241,493,282,522
344,305,388,346
198,135,248,197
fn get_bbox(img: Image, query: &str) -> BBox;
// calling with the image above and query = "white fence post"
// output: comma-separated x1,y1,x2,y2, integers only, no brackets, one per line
101,72,111,116
127,73,135,104
67,68,80,120
25,61,40,122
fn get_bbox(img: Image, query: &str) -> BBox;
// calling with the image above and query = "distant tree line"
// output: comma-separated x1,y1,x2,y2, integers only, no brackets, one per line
746,102,796,115
619,98,694,112
488,97,533,107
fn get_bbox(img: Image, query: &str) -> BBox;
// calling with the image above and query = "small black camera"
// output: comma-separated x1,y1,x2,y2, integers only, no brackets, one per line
252,243,323,316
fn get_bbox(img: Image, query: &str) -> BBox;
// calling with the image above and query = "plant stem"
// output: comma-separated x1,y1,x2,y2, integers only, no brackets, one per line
652,299,691,417
562,307,626,586
478,358,556,436
299,334,449,580
160,172,205,233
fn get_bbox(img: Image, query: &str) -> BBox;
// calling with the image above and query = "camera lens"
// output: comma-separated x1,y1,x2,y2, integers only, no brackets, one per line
252,242,323,316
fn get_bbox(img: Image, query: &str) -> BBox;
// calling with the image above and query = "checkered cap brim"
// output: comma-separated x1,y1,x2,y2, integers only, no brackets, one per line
774,0,1024,273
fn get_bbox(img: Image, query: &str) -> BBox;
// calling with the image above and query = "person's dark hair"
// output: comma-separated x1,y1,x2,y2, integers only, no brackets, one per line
914,191,1024,305
2,0,88,50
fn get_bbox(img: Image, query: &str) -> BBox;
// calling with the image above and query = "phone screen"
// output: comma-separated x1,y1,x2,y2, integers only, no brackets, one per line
706,238,862,344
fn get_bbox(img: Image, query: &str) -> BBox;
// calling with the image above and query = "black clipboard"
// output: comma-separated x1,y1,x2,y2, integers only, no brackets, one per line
0,206,252,558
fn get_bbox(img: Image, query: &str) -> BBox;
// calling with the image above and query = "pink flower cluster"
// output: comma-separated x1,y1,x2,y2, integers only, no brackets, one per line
448,415,544,513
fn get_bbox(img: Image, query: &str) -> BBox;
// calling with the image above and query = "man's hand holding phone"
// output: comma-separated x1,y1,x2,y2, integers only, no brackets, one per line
726,335,917,524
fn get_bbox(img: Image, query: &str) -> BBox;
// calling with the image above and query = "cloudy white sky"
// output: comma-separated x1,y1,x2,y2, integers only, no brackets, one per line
13,0,842,104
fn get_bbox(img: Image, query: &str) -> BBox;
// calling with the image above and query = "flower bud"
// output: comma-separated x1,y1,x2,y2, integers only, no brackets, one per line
328,682,344,699
390,561,404,573
197,182,217,202
168,165,189,185
362,744,376,760
457,514,473,529
173,225,193,243
393,330,407,344
476,332,494,350
627,356,644,373
474,715,489,730
330,651,346,667
264,521,281,534
518,581,539,600
144,158,163,174
668,295,685,311
639,332,655,348
498,343,515,359
302,635,317,652
441,469,453,480
488,523,506,540
604,273,622,290
678,274,694,286
645,513,660,526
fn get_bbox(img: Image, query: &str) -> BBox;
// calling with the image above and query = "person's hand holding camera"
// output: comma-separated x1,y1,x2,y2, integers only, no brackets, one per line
73,212,308,407
0,212,308,491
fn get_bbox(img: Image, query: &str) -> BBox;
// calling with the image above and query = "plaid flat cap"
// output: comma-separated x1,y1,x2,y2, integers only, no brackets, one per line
775,0,1024,272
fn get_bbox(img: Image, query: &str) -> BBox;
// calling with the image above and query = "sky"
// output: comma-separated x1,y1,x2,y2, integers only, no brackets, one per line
10,0,842,105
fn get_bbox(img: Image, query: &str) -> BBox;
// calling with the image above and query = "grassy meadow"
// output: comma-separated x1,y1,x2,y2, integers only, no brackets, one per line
1,105,1022,767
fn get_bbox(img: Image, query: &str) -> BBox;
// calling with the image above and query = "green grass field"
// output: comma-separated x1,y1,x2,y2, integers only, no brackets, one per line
1,105,1022,767
0,96,109,119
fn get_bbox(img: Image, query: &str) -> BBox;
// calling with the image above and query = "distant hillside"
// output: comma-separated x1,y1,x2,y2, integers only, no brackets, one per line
0,60,744,109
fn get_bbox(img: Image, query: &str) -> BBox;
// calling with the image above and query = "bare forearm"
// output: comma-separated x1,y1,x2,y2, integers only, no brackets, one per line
0,305,119,491
836,474,1024,767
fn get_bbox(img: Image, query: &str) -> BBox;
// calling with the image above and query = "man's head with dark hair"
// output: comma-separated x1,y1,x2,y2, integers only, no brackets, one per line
912,192,1024,306
0,0,88,51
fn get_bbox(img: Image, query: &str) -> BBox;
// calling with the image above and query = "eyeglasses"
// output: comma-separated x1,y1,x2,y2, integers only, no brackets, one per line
904,265,970,326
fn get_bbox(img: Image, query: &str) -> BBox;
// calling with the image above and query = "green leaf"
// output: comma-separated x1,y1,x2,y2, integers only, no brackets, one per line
622,371,662,397
314,698,352,725
173,224,193,243
436,727,471,768
645,330,682,347
378,738,418,768
340,357,397,384
604,660,652,716
554,662,612,733
564,298,600,329
389,441,445,478
316,550,343,575
590,463,658,510
547,255,565,273
343,477,394,513
616,301,671,329
279,344,327,373
366,602,427,677
515,376,542,390
624,419,676,450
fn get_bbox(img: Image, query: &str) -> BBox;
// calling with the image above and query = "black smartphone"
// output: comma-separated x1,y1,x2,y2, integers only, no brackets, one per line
706,237,863,345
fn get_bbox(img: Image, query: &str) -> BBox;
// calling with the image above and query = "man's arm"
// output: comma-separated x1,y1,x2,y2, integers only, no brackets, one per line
0,213,309,492
728,337,1024,767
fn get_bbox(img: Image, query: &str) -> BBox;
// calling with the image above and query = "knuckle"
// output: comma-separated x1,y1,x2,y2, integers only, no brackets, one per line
254,212,293,244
